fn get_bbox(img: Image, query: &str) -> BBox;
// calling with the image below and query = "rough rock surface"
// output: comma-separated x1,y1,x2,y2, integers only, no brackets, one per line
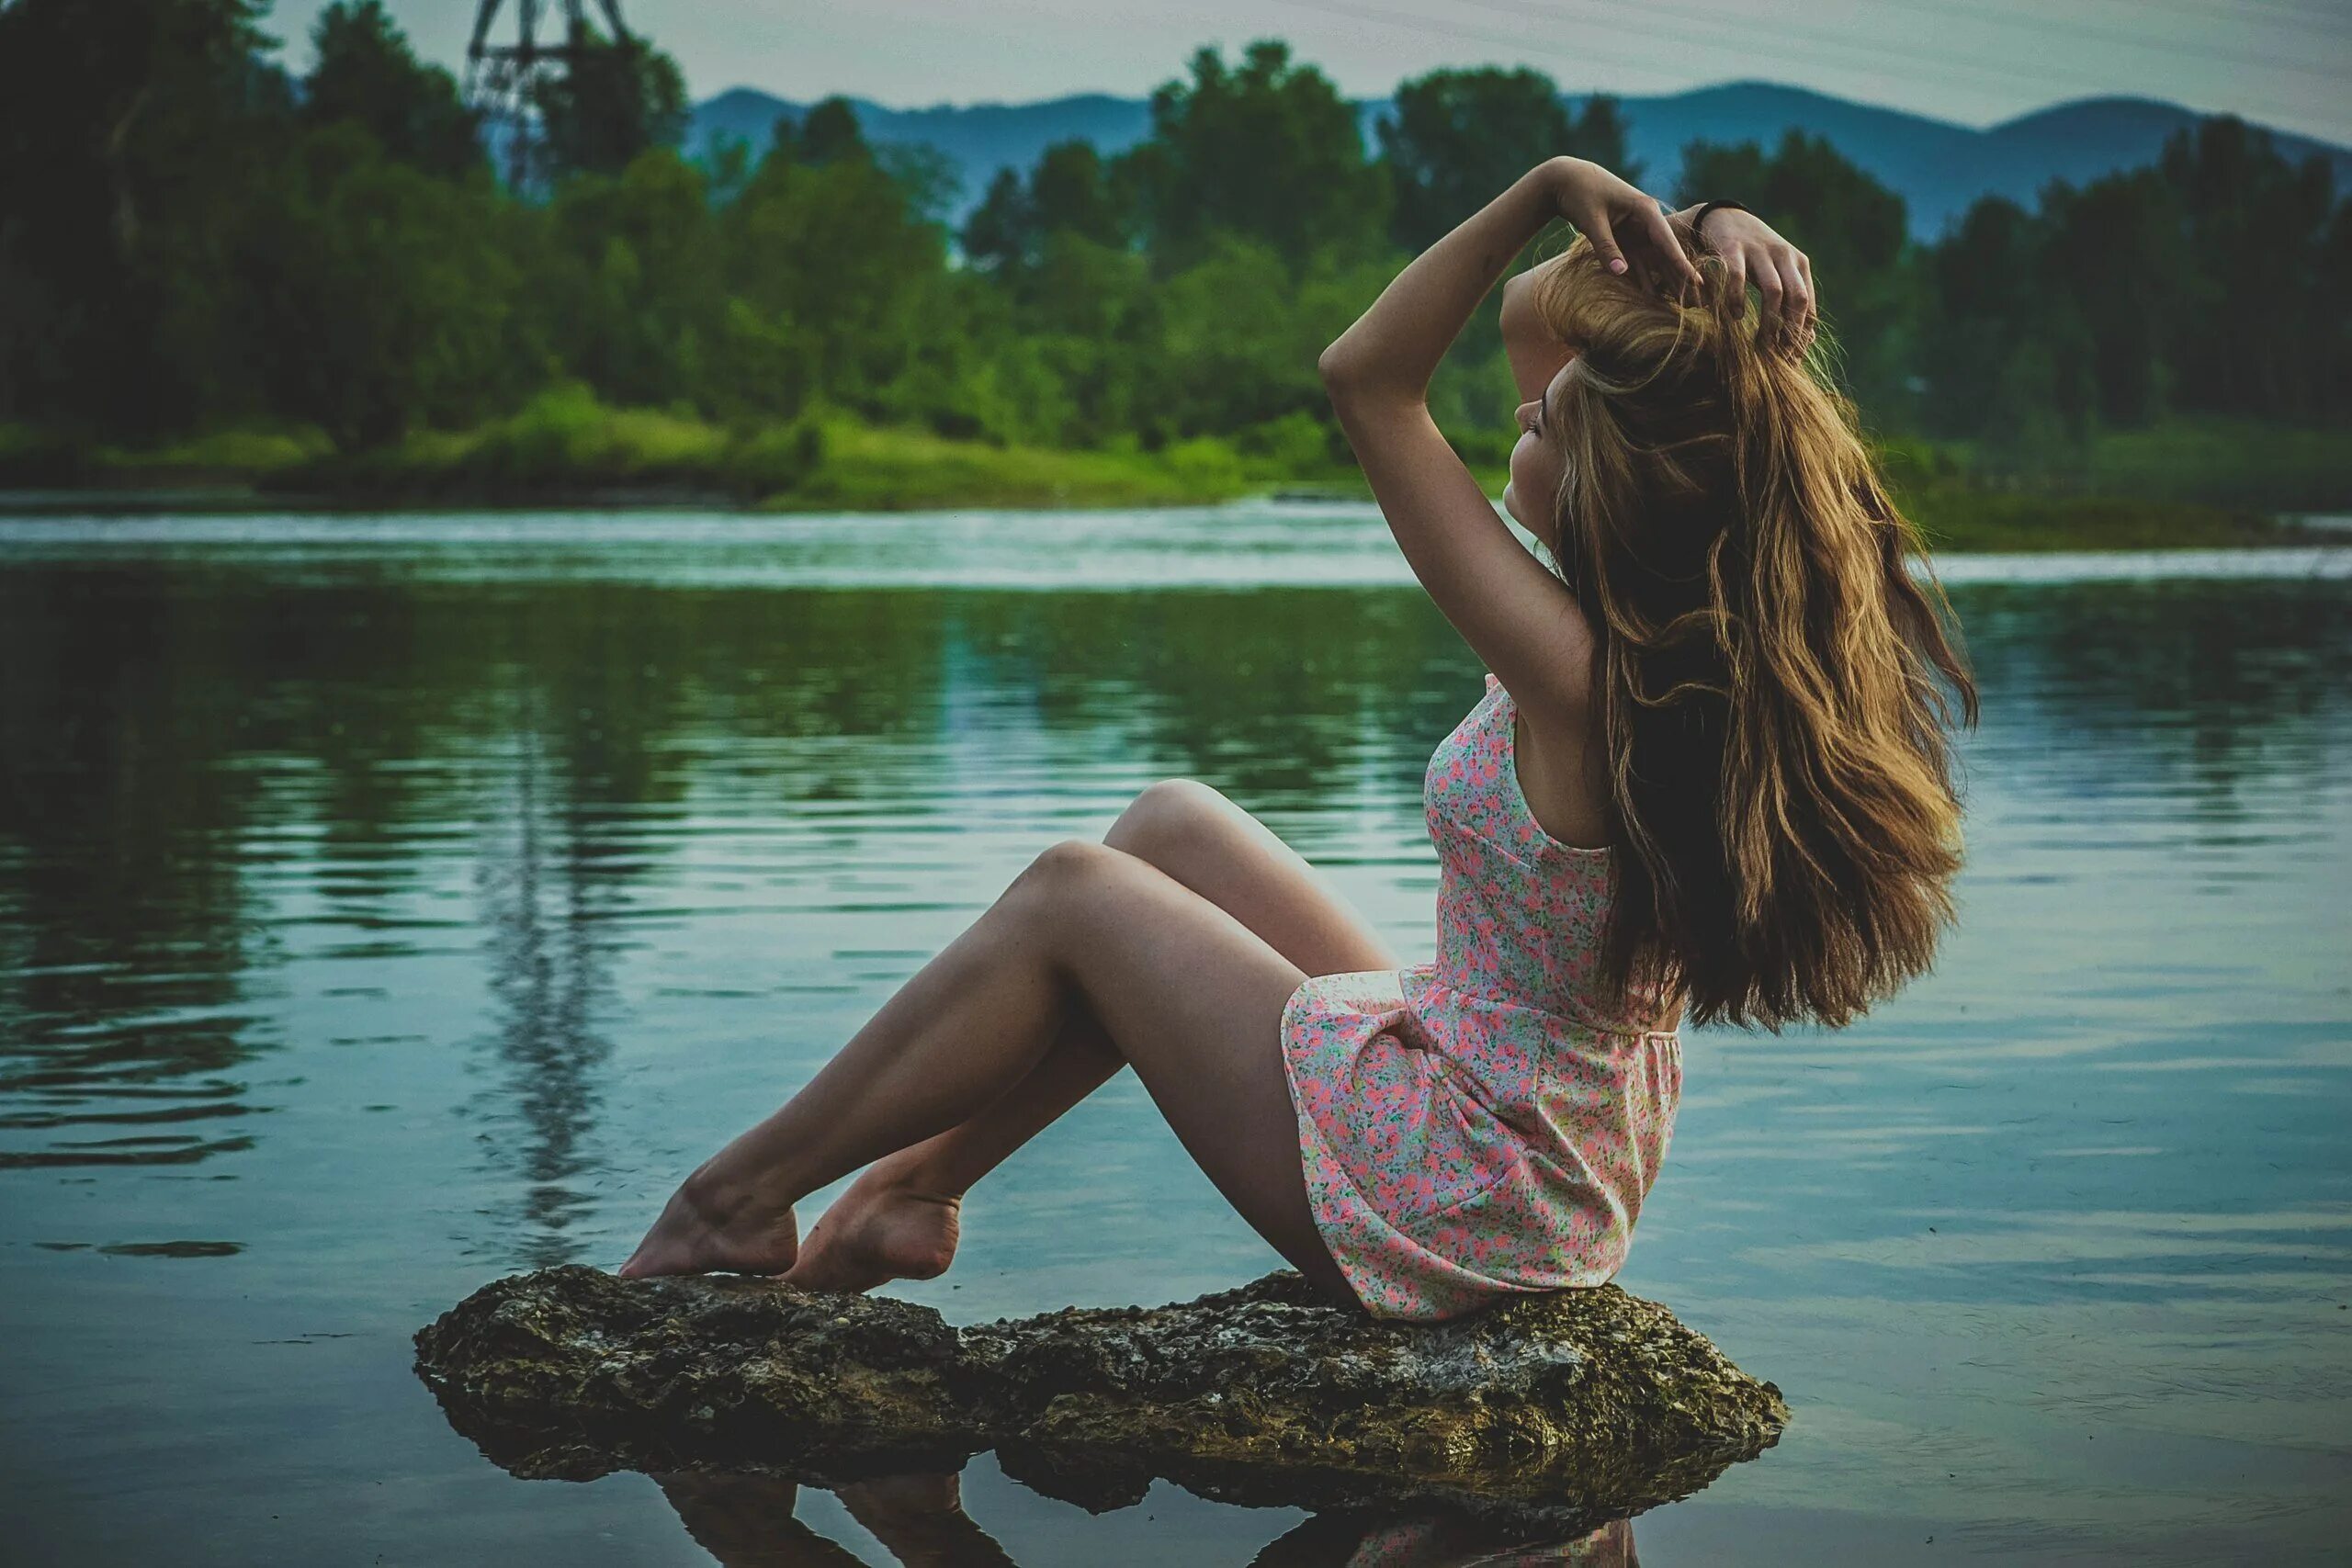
415,1266,1787,1529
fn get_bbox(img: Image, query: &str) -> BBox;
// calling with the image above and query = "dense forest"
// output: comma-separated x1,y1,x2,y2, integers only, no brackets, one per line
1,0,2346,515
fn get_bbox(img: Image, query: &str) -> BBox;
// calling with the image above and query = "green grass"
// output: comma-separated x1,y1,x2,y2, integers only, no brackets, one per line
258,388,1269,509
1880,419,2342,549
1895,488,2301,552
775,419,1254,511
97,425,334,475
6,402,2345,553
0,421,332,484
1939,418,2352,513
276,385,753,500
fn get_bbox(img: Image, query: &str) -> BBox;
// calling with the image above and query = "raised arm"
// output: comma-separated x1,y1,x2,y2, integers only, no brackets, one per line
1500,199,1817,404
1317,158,1696,718
1499,254,1577,406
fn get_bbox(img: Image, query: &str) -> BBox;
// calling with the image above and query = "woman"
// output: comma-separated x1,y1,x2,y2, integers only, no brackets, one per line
620,157,1978,1320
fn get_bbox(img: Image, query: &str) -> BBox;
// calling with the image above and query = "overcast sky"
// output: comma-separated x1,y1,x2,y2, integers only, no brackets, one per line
263,0,2352,147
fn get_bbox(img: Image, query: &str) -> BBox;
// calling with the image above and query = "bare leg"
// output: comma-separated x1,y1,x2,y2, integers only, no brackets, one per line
650,1471,866,1568
618,796,1390,1303
784,780,1403,1292
835,1472,1017,1568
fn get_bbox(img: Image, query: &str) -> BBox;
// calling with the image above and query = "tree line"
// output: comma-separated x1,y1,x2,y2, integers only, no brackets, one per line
2,0,2345,468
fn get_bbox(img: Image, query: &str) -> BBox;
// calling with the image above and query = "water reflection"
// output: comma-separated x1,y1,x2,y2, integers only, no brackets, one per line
650,1466,1638,1568
5,559,2342,1187
0,513,2346,1563
469,710,624,1268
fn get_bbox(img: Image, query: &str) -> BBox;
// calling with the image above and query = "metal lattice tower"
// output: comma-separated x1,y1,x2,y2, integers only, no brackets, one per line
465,0,634,188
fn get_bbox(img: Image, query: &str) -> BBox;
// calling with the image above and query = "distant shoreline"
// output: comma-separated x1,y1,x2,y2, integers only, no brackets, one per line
1,481,2342,557
6,406,2345,554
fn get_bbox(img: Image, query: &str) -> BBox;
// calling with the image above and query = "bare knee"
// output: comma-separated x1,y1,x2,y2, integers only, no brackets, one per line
1105,778,1233,868
1005,837,1131,917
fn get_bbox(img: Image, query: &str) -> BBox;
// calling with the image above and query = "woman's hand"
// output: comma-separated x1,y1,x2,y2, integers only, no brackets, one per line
1543,157,1704,301
1683,204,1817,349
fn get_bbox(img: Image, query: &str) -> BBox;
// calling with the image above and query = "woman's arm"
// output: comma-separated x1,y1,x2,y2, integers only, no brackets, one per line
1498,200,1702,404
1499,257,1576,406
1499,202,1819,402
1320,158,1694,396
1317,159,1694,717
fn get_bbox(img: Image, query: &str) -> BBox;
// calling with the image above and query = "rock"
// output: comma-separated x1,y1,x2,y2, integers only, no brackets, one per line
414,1267,1787,1533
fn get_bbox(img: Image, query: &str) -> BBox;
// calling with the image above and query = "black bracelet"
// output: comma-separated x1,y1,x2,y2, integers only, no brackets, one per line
1692,199,1748,239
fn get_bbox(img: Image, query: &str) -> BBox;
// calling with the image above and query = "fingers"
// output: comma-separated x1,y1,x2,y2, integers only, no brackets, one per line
1643,205,1703,300
1721,246,1748,313
1753,249,1787,344
1768,244,1814,349
1583,212,1629,276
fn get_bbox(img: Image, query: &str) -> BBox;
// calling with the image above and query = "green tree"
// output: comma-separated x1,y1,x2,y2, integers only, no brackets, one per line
1113,39,1389,272
532,26,687,183
2158,116,2338,419
0,0,293,434
2037,169,2193,426
1679,130,1913,414
960,140,1127,279
2322,199,2352,414
788,97,868,165
301,0,484,180
718,135,951,420
961,167,1031,276
1676,130,1905,306
1917,194,2094,446
540,149,724,411
1378,71,1632,252
243,123,524,446
1146,235,1394,441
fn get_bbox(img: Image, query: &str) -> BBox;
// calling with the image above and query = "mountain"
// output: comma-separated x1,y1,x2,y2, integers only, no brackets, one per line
688,79,2352,241
692,85,1152,193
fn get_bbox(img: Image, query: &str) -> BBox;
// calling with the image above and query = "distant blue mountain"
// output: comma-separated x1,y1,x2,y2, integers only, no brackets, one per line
690,79,2352,241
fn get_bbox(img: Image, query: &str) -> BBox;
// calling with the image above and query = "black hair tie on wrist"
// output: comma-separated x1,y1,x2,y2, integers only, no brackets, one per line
1692,199,1748,242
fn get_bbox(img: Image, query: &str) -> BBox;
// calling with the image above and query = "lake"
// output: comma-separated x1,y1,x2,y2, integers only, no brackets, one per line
1,506,2347,1565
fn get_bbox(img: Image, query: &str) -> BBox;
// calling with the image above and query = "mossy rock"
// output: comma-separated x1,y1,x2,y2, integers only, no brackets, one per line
415,1266,1787,1534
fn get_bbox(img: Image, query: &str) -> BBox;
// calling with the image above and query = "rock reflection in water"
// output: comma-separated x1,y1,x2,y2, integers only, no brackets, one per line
651,1464,1638,1567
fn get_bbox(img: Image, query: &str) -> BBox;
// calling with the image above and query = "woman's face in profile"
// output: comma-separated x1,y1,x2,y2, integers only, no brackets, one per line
1502,358,1575,550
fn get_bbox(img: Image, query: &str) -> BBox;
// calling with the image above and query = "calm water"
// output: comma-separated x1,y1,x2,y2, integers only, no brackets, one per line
1,507,2347,1566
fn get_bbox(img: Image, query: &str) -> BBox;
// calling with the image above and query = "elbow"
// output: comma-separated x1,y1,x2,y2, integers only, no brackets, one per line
1317,342,1363,392
1318,342,1395,404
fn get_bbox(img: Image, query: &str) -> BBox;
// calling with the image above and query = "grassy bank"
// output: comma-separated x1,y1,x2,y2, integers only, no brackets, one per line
1958,420,2352,513
4,400,2344,550
278,389,1290,511
0,388,1277,512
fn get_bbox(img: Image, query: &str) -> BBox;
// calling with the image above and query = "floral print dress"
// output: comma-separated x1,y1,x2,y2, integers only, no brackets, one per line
1280,671,1684,1321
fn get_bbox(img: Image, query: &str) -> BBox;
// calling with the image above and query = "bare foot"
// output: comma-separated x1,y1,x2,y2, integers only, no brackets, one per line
783,1168,961,1293
618,1169,801,1278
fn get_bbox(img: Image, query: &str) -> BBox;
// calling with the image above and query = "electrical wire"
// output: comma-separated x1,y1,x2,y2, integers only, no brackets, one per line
1271,0,2343,129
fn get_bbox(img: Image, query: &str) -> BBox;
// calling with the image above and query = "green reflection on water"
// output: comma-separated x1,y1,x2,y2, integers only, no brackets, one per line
0,517,2347,1564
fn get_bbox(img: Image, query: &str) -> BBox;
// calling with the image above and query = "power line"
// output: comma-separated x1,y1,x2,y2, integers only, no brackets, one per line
1453,0,2345,93
2111,0,2352,31
1863,0,2352,74
1273,0,2234,112
1272,0,1696,85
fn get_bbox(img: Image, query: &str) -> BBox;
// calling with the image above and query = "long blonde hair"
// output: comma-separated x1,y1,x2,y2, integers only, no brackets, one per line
1531,226,1978,1032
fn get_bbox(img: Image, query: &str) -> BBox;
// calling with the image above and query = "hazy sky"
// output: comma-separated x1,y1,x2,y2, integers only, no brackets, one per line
264,0,2352,147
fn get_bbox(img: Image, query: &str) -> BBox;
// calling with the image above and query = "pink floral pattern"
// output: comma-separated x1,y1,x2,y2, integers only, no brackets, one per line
1280,671,1683,1321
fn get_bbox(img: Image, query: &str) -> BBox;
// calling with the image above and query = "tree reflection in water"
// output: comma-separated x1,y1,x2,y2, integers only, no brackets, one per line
469,699,624,1270
650,1466,1637,1568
